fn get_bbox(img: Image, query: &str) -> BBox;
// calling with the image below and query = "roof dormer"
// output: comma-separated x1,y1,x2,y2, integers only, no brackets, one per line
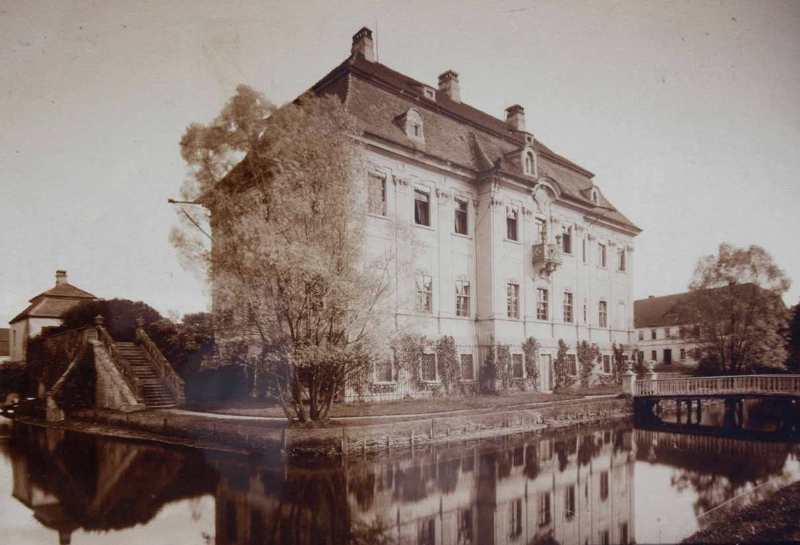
397,108,425,144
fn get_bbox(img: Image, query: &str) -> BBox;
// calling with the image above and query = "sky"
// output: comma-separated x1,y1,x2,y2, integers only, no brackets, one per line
1,0,799,324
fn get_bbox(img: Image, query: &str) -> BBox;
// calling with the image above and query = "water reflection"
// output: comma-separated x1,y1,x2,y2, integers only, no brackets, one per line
1,408,798,545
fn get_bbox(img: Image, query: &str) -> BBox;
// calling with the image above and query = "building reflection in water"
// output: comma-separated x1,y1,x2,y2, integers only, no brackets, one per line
5,410,798,545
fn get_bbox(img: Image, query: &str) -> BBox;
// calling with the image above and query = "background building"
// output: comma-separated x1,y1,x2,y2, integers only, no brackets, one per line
7,270,96,362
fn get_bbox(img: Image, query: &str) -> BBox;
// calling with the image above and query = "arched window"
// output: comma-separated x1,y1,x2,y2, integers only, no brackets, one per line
524,151,535,175
591,189,599,204
401,108,424,143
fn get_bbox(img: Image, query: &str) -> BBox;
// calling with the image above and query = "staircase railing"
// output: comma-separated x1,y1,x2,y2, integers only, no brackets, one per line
135,321,186,405
634,374,800,397
95,316,143,402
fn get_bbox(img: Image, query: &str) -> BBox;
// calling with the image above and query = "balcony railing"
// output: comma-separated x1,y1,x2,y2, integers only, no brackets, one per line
532,243,561,276
634,374,800,397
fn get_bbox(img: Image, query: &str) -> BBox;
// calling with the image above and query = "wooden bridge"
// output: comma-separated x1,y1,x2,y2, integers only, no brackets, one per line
634,374,800,399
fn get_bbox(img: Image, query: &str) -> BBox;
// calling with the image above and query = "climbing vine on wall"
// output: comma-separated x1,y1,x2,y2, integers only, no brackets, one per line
611,342,628,384
496,344,512,390
576,340,600,388
392,334,427,389
480,341,497,393
522,337,540,390
553,339,574,391
435,335,460,394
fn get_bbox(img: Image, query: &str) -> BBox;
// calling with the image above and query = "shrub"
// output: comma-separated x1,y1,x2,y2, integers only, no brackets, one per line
60,298,163,341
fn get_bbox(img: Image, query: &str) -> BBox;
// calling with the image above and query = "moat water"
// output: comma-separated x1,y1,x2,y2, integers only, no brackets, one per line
1,401,798,545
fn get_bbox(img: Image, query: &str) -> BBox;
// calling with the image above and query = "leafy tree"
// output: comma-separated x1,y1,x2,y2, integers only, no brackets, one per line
576,341,599,387
435,335,460,394
496,344,512,390
788,303,800,372
678,244,790,375
59,298,163,341
522,337,540,390
553,339,573,391
611,342,629,383
174,89,396,423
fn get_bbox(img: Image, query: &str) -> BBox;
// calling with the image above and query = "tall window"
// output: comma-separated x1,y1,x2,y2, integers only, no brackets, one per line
600,470,609,501
563,291,573,323
599,300,608,328
414,189,430,226
618,249,626,271
566,354,577,375
375,357,393,382
512,354,524,378
598,243,607,267
620,523,629,545
582,237,587,263
651,350,657,361
506,207,519,241
535,218,547,244
458,509,473,544
564,485,576,520
507,282,520,319
538,492,551,526
562,228,572,254
367,174,387,216
510,498,523,538
460,354,474,380
603,355,611,373
600,530,610,545
536,288,549,320
680,348,686,361
416,273,432,313
638,330,644,341
455,280,470,317
524,151,535,175
583,299,588,323
421,353,437,381
454,199,468,235
418,517,435,545
651,329,657,340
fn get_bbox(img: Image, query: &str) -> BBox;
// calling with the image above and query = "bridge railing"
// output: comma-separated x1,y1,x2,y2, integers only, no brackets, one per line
634,374,800,397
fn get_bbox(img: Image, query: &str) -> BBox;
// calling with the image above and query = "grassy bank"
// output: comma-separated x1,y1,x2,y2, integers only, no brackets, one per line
683,481,800,543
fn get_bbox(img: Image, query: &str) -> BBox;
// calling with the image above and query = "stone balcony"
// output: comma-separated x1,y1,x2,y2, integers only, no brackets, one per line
532,242,562,277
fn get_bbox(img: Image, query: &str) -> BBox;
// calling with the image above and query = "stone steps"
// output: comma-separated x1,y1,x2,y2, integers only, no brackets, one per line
114,341,176,408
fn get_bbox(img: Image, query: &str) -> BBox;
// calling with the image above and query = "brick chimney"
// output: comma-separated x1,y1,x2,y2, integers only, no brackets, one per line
505,105,525,131
351,27,375,62
438,70,461,103
55,270,67,285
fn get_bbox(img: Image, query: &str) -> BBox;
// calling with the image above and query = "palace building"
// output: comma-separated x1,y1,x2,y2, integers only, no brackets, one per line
213,27,641,396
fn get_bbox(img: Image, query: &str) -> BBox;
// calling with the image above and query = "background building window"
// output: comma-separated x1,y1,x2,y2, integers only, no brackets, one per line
599,301,608,328
375,357,393,382
651,329,657,340
506,207,519,241
460,354,474,380
566,354,577,375
638,330,644,341
454,199,468,234
458,509,473,544
562,228,572,254
367,174,387,216
537,288,549,320
603,355,611,373
535,218,547,244
583,299,588,322
600,470,609,501
618,249,626,271
563,291,573,323
512,354,524,378
538,492,551,526
456,280,470,317
524,151,535,175
421,353,437,381
510,498,523,538
680,348,686,360
507,282,520,319
414,189,430,226
651,350,657,361
582,237,587,263
416,273,432,313
598,243,607,267
564,485,576,520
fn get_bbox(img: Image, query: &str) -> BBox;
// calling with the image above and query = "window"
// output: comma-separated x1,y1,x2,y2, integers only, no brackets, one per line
456,280,470,317
535,218,547,244
416,273,432,313
680,348,686,361
651,329,657,340
375,357,393,382
603,355,611,373
638,330,644,341
536,288,549,320
562,228,572,254
599,301,608,328
581,237,587,263
507,282,520,319
458,509,474,544
591,189,599,203
414,189,430,226
538,492,551,526
620,523,629,545
600,530,610,545
510,498,523,538
618,249,626,271
506,207,519,241
454,199,468,235
600,470,609,501
563,291,573,323
598,243,607,267
421,353,437,381
461,354,474,380
513,446,524,466
524,151,535,175
418,517,435,545
566,354,577,375
583,299,587,323
564,485,576,520
512,354,524,379
651,350,657,361
367,174,387,216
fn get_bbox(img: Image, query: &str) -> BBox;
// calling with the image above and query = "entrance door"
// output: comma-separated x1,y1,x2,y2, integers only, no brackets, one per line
664,349,672,365
540,354,553,391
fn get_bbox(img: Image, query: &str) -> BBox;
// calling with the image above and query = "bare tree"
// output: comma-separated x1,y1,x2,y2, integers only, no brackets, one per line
173,89,396,422
678,243,790,375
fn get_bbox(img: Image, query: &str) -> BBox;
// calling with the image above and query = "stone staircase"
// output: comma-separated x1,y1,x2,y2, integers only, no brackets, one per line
115,341,177,408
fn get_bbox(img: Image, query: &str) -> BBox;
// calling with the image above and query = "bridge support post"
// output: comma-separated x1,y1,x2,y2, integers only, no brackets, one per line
676,400,682,423
695,399,702,424
622,370,635,396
